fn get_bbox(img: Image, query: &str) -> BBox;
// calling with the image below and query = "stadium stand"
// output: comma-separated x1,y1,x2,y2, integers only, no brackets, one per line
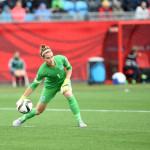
87,0,100,12
0,0,150,22
63,0,75,15
75,0,88,15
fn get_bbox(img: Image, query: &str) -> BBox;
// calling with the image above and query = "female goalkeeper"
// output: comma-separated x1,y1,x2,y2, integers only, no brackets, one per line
13,44,87,127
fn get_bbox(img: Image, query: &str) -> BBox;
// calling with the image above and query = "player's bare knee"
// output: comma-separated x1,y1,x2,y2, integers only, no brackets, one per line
35,108,44,115
35,102,47,115
64,90,72,99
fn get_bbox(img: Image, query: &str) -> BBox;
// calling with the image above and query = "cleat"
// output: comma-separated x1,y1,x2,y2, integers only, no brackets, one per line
13,118,24,127
78,122,87,127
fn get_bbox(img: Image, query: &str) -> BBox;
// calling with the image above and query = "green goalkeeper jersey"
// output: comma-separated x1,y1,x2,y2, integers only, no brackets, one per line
30,55,72,90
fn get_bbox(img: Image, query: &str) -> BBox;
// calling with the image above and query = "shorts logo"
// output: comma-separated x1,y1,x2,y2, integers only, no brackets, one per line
42,96,45,101
60,66,64,70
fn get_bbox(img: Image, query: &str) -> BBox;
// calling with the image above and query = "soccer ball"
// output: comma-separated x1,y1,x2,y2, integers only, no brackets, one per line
112,72,126,85
17,99,33,114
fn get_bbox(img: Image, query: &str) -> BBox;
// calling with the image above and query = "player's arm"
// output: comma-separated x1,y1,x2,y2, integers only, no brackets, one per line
61,57,72,93
29,73,43,91
19,87,34,100
23,87,33,97
66,69,72,80
17,71,44,104
16,87,33,105
64,57,72,71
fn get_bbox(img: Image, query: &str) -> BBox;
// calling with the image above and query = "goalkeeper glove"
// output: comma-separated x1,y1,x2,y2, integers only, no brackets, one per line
16,95,27,106
60,79,71,94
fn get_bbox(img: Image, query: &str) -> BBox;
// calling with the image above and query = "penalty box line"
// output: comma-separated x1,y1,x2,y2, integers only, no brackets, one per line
0,108,150,113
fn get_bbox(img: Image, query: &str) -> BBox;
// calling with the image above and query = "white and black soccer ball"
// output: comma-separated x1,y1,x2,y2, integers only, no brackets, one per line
17,99,33,114
112,72,126,85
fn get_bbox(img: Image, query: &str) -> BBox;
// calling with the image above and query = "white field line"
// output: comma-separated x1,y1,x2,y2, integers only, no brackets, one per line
0,108,150,113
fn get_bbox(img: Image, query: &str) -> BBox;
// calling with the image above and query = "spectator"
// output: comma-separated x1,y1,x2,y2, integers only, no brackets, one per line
124,46,146,84
107,0,113,8
51,0,63,10
0,1,3,13
21,0,52,13
2,0,17,9
21,0,36,21
112,1,124,19
134,1,149,19
63,0,75,16
88,0,100,12
11,0,26,22
1,5,12,22
52,5,65,13
22,0,34,13
52,5,66,19
122,0,148,11
8,51,27,86
98,0,113,19
35,2,52,21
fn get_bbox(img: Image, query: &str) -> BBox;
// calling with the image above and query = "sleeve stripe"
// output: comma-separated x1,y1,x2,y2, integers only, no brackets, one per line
66,65,70,68
34,79,42,83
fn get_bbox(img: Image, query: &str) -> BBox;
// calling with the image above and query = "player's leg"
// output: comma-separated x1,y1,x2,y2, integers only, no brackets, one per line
21,76,25,86
15,76,19,86
14,70,26,76
13,102,48,127
21,102,48,121
14,70,26,86
14,70,21,86
64,89,87,127
13,87,58,127
132,67,141,84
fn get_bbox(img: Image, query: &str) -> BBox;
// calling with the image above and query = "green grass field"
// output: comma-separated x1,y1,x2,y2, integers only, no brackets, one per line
0,83,150,150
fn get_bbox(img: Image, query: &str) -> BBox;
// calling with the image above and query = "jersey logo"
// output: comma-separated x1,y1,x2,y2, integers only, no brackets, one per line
42,96,45,101
60,66,64,70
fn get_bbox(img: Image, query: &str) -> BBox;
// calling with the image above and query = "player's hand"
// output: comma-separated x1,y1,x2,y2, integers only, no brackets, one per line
16,95,27,106
60,79,71,94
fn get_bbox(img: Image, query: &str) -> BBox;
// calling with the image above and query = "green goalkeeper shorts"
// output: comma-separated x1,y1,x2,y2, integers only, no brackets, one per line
39,81,72,103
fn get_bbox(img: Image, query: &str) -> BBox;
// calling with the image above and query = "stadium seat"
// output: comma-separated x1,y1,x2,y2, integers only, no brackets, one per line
62,0,66,5
137,52,150,68
75,1,88,15
63,1,75,15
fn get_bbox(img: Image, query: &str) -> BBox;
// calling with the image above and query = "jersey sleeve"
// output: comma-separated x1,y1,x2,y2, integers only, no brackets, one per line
8,58,15,72
21,58,25,70
30,68,44,90
63,56,72,70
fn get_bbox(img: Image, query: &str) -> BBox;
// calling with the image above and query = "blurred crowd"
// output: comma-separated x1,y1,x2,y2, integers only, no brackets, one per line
0,0,150,22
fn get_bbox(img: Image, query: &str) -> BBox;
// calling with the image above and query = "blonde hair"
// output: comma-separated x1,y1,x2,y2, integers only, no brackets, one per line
130,46,137,55
40,44,51,57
